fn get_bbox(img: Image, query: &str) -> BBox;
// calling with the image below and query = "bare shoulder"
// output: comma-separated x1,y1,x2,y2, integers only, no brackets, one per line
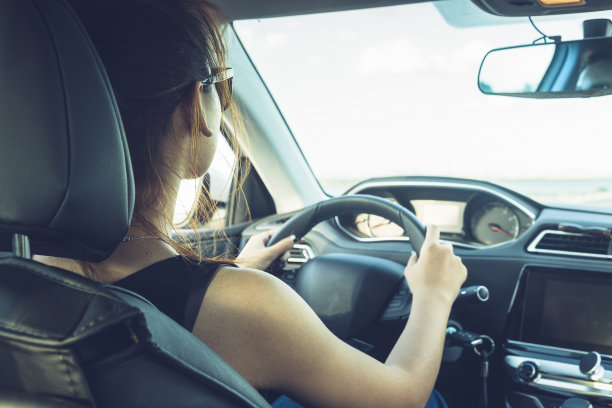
213,265,282,293
196,265,324,337
203,266,292,316
192,266,331,388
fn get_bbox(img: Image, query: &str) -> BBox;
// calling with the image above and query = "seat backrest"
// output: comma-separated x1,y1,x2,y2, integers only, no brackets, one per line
0,257,271,408
0,0,270,406
0,389,89,408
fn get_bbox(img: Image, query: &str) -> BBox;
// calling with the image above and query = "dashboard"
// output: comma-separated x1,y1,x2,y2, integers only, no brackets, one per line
243,176,612,408
337,178,536,247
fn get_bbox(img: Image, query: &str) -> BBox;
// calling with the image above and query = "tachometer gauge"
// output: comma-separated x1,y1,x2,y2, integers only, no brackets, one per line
368,214,404,237
354,194,405,238
470,202,519,245
355,213,405,238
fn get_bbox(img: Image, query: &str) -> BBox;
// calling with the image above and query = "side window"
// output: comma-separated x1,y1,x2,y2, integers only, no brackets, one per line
173,137,236,228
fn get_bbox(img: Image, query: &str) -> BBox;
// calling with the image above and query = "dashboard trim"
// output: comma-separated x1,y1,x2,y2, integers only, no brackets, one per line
507,340,612,361
505,355,612,398
527,229,612,259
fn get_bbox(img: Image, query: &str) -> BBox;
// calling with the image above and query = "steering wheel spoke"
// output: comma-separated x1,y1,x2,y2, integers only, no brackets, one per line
265,194,425,339
380,279,412,320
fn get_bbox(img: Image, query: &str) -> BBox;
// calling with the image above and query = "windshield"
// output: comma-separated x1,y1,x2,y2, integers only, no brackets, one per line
234,2,612,208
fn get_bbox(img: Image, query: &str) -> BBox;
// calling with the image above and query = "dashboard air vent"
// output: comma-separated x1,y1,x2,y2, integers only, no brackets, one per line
287,244,314,264
528,230,612,259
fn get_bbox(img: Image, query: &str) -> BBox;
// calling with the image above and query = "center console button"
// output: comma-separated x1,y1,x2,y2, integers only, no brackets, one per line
517,361,540,383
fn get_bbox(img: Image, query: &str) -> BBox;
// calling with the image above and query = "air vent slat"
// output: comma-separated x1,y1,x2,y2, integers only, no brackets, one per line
529,230,612,258
286,244,314,264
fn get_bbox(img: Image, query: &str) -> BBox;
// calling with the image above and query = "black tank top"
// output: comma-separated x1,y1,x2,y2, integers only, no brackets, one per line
113,256,228,331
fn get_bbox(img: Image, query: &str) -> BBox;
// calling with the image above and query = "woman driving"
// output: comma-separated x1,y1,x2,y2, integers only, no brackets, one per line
36,0,467,407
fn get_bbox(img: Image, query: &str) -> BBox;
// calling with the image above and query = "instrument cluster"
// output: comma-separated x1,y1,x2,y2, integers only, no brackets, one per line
337,180,536,247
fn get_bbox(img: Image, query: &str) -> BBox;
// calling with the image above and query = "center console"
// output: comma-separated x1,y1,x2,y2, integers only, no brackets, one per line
504,266,612,408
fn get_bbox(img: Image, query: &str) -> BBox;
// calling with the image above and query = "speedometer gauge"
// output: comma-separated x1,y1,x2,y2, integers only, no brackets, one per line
470,202,519,245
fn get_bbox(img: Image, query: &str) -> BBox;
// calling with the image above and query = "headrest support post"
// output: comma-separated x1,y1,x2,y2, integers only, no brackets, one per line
12,234,31,259
0,0,134,261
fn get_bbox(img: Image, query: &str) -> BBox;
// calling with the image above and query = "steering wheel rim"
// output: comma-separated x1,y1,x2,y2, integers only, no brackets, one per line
267,194,426,254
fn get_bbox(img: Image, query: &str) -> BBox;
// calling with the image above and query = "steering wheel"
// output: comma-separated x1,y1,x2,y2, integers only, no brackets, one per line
267,194,426,340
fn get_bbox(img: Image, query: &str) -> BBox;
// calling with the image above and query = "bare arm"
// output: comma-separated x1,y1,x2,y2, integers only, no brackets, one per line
384,226,467,404
192,225,466,408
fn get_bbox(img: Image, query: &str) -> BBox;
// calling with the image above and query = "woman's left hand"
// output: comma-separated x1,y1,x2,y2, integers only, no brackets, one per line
236,230,296,270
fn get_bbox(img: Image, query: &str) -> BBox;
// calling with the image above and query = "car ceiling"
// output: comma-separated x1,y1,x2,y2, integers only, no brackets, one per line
205,0,433,20
207,0,612,20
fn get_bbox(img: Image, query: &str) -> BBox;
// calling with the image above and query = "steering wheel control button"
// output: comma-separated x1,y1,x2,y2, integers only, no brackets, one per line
388,298,403,308
579,351,604,381
517,361,540,383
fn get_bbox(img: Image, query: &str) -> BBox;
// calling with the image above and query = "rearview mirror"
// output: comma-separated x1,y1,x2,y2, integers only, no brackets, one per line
478,37,612,98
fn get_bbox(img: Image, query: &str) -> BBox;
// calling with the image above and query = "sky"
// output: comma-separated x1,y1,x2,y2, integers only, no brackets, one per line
233,1,612,201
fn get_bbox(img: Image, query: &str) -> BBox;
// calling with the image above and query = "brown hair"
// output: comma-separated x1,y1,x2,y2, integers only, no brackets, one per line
78,0,247,270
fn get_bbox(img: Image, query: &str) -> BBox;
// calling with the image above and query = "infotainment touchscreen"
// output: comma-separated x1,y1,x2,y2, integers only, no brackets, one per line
517,266,612,355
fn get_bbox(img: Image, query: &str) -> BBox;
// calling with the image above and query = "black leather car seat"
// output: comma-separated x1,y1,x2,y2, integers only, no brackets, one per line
0,0,270,407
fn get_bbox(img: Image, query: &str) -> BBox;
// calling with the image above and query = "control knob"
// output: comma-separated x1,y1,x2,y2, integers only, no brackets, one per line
455,285,489,305
517,361,539,383
579,351,604,381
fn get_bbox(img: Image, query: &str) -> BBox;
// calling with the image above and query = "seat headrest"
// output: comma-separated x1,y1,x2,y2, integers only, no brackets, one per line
0,0,134,261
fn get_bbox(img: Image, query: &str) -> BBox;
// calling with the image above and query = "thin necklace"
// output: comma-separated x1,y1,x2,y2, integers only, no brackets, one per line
121,236,164,243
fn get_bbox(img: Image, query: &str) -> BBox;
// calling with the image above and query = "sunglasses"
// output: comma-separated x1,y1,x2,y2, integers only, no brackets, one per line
200,68,233,111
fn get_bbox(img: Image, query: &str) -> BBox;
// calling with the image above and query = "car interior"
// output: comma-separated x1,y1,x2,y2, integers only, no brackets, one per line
2,0,612,408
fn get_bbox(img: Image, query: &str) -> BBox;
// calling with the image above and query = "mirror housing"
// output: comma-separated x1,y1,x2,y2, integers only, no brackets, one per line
478,20,612,98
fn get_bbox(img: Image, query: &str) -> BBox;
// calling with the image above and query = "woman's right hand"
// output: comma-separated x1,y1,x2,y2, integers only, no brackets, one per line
404,225,467,305
236,230,295,271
